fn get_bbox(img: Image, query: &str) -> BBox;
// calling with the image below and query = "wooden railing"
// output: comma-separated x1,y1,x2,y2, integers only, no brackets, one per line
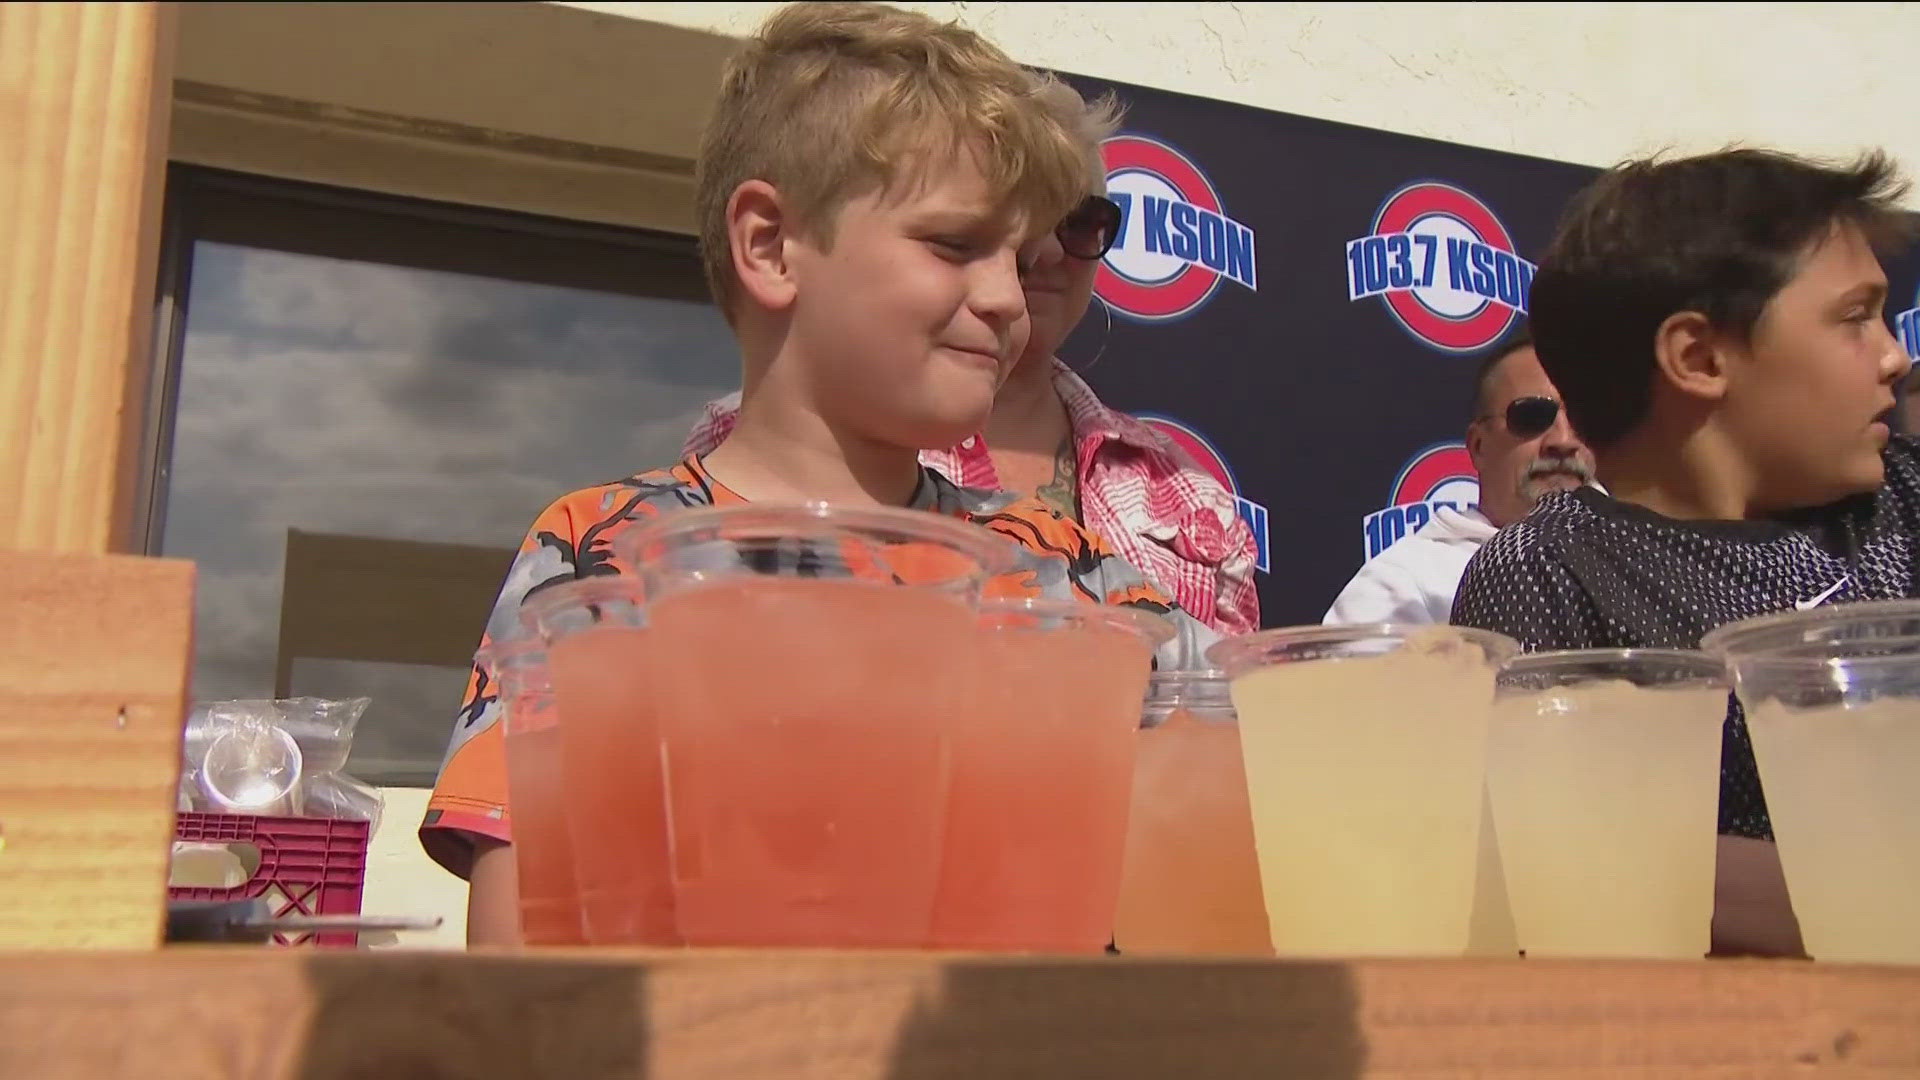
5,949,1919,1077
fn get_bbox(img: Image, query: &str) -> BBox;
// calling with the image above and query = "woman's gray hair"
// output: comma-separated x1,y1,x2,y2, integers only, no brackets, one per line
1031,75,1125,194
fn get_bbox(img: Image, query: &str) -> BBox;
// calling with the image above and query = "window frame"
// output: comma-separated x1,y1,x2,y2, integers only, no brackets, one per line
141,164,709,554
144,165,721,784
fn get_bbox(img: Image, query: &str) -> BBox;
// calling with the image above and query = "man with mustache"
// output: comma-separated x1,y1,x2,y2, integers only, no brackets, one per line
1325,333,1594,625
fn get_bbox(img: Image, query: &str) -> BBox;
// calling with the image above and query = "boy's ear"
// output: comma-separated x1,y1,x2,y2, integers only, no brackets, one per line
1652,309,1731,405
727,180,798,313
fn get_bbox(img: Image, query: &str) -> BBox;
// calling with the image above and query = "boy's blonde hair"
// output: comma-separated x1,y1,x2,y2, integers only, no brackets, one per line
696,2,1099,314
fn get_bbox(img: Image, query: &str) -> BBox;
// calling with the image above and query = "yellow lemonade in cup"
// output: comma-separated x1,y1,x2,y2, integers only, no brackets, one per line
1208,624,1517,957
1704,599,1920,965
1489,649,1726,959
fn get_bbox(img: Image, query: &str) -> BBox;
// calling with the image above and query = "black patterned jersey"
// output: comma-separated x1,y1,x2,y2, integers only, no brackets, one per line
1452,437,1920,839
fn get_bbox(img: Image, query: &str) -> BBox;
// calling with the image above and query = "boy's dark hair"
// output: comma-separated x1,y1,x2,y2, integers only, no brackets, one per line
1469,328,1534,422
1529,148,1915,450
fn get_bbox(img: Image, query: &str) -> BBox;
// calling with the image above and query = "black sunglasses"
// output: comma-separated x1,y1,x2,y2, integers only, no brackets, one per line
1481,396,1561,439
1057,195,1122,260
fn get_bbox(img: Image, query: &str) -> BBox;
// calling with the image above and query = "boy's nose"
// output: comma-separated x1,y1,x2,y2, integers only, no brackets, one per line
972,247,1029,328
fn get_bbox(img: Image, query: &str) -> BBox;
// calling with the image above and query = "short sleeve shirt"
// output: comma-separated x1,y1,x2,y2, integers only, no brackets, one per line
420,456,1219,876
1451,436,1920,839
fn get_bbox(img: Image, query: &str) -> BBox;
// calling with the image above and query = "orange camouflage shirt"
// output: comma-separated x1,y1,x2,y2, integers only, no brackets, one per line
421,456,1216,877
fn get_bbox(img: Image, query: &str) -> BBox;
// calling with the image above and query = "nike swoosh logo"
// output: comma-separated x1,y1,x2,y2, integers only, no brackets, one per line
1796,575,1850,611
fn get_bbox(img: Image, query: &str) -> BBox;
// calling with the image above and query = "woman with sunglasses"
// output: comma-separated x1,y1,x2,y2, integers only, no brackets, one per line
1325,332,1594,625
684,80,1261,634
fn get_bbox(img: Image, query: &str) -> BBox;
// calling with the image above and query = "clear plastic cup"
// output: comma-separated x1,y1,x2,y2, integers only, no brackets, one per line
198,722,303,817
1702,599,1920,964
517,578,673,946
617,503,1018,948
1489,649,1727,958
1207,624,1518,957
1114,669,1270,956
929,597,1173,952
478,636,585,947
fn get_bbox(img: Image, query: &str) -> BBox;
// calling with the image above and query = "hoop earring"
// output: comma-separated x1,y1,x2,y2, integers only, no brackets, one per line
1065,297,1113,374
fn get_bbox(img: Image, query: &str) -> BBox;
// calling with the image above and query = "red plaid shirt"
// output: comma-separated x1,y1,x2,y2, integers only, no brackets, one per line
681,360,1260,634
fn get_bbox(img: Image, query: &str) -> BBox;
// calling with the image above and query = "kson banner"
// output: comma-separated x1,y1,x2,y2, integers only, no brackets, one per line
1059,74,1920,627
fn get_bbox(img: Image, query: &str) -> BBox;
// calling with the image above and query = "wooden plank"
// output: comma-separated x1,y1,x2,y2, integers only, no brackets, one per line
0,552,195,949
1,951,1917,1077
0,1,176,555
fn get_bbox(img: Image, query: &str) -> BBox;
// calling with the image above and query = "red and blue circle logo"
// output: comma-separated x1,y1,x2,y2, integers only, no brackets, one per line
1898,286,1919,360
1137,414,1269,574
1362,441,1480,560
1390,441,1479,507
1346,182,1535,354
1096,135,1259,324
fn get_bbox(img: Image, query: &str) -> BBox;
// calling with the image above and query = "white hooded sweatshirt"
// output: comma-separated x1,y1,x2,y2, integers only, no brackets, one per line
1323,505,1499,626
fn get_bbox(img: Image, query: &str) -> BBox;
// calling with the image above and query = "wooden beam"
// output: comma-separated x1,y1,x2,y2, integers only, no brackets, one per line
2,950,1918,1076
0,2,177,554
0,552,195,949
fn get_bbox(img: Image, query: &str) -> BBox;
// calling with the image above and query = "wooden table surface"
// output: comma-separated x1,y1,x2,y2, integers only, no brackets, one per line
3,949,1918,1078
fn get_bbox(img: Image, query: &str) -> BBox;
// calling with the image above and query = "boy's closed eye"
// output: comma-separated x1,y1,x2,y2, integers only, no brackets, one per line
1831,283,1887,325
924,235,986,260
910,209,1014,261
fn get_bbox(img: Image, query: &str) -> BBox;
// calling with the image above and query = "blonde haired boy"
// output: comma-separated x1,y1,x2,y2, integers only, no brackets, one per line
424,2,1216,946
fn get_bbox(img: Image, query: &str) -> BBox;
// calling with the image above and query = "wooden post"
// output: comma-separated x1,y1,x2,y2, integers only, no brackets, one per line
0,1,178,555
0,551,195,948
0,5,192,949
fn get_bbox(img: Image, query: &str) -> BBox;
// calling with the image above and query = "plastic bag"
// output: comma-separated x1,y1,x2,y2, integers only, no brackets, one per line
178,697,382,827
183,697,367,775
301,771,385,832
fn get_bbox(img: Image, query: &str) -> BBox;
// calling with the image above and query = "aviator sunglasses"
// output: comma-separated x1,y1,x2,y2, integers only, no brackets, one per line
1482,396,1562,439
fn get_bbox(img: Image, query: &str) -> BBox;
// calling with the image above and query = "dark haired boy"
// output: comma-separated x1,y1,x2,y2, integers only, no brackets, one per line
1453,148,1917,957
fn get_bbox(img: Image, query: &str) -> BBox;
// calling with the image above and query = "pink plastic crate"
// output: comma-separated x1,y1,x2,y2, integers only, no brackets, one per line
170,812,370,947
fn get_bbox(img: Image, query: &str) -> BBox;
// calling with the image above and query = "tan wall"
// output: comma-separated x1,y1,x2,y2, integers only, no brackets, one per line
564,1,1920,197
171,1,733,233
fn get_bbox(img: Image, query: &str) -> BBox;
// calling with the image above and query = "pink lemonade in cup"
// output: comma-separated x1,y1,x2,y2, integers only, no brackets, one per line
620,504,1018,949
929,598,1171,952
519,579,676,946
1115,670,1271,956
483,639,585,946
